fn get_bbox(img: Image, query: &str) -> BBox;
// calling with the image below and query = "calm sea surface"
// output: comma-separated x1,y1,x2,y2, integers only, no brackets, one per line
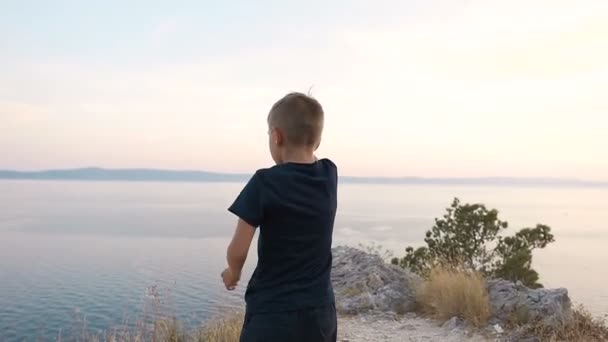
1,180,607,340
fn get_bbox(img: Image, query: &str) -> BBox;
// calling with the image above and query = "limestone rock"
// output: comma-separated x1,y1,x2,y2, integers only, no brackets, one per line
487,279,572,327
331,246,421,315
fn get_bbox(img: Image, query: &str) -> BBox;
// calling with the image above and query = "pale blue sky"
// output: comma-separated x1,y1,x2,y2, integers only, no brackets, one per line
1,0,607,180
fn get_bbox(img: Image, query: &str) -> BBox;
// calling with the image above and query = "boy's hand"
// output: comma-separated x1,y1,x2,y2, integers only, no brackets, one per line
222,219,255,291
221,267,240,290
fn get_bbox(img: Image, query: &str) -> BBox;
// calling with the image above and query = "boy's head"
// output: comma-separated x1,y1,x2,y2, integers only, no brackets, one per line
267,92,324,164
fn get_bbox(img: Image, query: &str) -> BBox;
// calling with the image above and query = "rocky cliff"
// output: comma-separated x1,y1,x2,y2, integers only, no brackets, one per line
331,246,572,331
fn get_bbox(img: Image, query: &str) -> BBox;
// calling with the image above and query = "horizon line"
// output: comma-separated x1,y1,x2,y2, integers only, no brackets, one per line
1,167,607,187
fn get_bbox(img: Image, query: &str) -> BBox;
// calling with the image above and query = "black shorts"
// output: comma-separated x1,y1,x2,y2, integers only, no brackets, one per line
240,303,337,342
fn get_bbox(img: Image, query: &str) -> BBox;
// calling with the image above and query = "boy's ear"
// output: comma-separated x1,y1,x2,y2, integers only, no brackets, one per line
274,128,284,146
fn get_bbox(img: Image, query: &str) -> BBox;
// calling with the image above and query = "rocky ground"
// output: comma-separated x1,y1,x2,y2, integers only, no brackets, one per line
331,246,573,342
338,313,492,342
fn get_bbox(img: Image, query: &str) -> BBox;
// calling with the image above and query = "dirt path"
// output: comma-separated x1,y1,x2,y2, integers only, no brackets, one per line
338,313,493,342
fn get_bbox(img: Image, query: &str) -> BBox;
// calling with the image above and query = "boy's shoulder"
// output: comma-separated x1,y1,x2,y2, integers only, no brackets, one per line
318,158,337,170
255,158,337,177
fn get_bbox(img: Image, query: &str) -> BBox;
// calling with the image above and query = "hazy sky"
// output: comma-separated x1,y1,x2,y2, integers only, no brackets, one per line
1,0,607,179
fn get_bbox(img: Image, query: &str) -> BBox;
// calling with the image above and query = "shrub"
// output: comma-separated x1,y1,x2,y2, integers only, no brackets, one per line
416,267,491,328
392,198,554,288
524,305,608,341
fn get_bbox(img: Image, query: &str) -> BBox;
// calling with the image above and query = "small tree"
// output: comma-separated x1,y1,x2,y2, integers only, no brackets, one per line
392,198,555,288
392,246,432,276
492,225,554,288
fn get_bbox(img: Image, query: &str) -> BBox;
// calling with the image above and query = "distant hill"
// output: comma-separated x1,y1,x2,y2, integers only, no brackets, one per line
0,168,248,182
1,168,607,187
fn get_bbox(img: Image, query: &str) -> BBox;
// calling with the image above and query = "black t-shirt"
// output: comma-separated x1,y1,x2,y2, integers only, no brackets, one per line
228,158,338,314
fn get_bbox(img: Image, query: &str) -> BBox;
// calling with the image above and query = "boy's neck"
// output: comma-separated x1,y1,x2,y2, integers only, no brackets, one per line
281,148,316,164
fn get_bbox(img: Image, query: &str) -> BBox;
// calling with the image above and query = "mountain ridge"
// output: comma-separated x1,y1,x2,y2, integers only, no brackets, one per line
1,168,606,187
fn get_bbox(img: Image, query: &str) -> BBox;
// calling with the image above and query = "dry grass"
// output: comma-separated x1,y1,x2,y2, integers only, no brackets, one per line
64,317,186,342
56,291,243,342
62,312,243,342
154,318,186,342
416,267,491,328
194,311,244,342
523,305,608,342
415,268,608,341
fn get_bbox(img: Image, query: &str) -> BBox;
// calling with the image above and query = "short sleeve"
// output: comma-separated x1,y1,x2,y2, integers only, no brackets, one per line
322,158,338,184
228,172,264,227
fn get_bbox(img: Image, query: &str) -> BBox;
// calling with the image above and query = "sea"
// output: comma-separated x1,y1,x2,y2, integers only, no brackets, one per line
1,180,607,340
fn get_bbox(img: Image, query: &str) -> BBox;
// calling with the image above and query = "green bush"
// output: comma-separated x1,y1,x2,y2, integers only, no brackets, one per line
391,198,554,288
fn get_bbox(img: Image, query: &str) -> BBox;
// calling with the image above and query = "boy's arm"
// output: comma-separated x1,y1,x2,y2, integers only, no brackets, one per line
227,218,256,274
222,218,255,290
224,172,262,290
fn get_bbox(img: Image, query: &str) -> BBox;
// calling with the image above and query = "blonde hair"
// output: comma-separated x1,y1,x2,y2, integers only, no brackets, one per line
268,92,324,147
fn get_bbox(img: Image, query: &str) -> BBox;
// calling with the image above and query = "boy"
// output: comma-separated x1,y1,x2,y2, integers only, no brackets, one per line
221,92,338,342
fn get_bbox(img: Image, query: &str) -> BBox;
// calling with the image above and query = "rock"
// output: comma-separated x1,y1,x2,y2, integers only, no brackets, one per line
487,279,572,327
331,246,422,315
442,316,465,332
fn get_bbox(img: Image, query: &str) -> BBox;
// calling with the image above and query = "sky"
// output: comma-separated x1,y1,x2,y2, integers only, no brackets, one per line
1,0,607,180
